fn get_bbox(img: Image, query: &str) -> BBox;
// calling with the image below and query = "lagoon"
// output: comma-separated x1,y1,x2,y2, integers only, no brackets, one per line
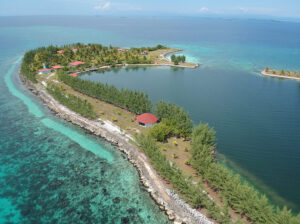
81,64,300,211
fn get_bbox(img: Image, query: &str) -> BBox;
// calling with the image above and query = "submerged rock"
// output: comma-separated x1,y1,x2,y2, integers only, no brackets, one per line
48,138,54,143
113,197,121,204
21,208,32,216
127,208,136,214
121,217,130,224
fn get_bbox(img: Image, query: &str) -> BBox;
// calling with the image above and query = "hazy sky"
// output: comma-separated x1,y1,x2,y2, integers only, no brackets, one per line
1,0,300,19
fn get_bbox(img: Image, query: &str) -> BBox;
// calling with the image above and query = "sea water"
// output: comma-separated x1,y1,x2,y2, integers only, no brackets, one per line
0,16,300,219
0,19,171,223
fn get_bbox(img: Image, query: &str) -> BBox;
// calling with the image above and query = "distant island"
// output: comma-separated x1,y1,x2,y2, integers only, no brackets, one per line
20,43,300,224
261,67,300,80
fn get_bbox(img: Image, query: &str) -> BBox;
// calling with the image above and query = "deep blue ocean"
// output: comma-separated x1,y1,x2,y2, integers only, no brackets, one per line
0,16,300,222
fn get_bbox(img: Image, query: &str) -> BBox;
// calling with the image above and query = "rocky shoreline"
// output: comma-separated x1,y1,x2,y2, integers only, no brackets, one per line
20,73,213,224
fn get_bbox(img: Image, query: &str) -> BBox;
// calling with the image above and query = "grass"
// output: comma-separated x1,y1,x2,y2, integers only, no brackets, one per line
41,73,148,138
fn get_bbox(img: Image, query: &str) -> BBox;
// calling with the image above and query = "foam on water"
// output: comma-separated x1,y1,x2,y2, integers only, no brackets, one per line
41,118,114,163
4,57,44,118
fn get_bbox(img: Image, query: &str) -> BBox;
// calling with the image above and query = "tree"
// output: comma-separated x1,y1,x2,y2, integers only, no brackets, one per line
174,58,179,65
154,100,193,137
148,120,172,142
171,54,176,62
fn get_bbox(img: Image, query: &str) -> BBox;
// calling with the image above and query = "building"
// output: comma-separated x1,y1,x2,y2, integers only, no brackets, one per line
72,48,78,53
136,113,159,127
142,50,149,55
52,65,62,71
70,73,78,77
118,48,125,53
69,61,85,66
57,50,64,54
38,68,51,75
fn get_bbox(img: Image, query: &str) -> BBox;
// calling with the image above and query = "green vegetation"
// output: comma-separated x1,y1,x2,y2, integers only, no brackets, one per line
58,71,152,114
190,123,300,224
20,43,168,83
132,44,167,52
148,120,173,141
153,100,193,138
264,67,300,78
21,50,38,82
46,84,97,119
171,54,186,65
137,135,231,224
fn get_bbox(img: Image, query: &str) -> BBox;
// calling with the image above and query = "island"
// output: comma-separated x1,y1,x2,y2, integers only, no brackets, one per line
261,67,300,81
20,43,300,224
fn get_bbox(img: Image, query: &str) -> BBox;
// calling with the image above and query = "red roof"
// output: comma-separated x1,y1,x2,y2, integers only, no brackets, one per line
144,50,149,52
70,73,78,77
52,65,62,69
39,68,51,72
57,50,64,53
73,48,78,52
69,61,85,66
136,113,158,124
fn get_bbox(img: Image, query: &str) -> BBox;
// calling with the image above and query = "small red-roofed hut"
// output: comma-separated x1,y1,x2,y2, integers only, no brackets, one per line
136,113,159,127
38,68,51,75
69,61,85,66
52,65,62,71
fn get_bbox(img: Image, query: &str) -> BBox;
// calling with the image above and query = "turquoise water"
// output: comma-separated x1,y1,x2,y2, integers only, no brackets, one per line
0,16,300,221
0,20,171,223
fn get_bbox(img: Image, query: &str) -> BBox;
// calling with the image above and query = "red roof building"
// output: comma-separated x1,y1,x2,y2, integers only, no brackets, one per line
72,48,78,52
70,73,78,77
57,50,64,54
136,113,159,127
38,68,51,74
69,61,85,66
52,65,62,70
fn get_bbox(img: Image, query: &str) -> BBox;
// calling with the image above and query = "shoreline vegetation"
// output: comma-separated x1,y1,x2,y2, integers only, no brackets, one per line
21,43,300,224
261,68,300,81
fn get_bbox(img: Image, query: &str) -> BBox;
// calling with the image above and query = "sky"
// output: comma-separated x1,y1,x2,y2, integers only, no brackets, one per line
0,0,300,19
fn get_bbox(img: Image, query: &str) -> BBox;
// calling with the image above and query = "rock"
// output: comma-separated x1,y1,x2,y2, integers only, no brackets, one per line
121,217,130,224
127,208,136,214
21,208,31,216
168,214,175,221
113,197,121,203
166,210,175,221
